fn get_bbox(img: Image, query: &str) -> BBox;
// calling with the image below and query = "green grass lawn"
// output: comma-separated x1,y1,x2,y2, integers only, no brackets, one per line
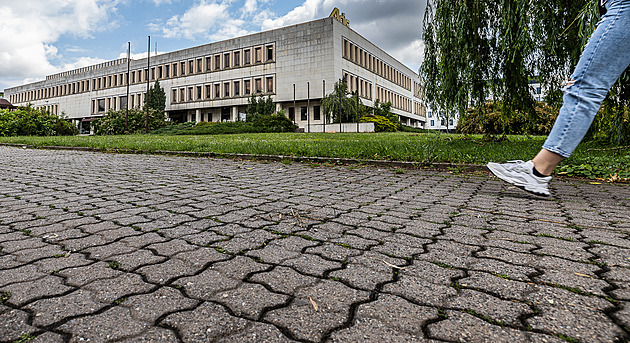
0,132,627,179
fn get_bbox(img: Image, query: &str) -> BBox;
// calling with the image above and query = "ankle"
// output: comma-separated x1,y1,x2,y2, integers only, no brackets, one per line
532,166,550,178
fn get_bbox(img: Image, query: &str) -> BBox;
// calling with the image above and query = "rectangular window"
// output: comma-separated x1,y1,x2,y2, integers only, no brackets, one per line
244,49,251,65
151,68,155,80
181,62,186,75
224,82,230,97
188,87,193,101
189,60,194,74
224,53,230,68
255,78,262,93
206,57,212,71
266,45,274,61
197,86,202,100
165,65,170,78
234,51,240,66
266,77,274,93
314,106,321,121
97,99,105,112
197,58,202,73
244,80,251,95
255,47,262,63
215,55,221,70
206,85,212,99
234,81,240,96
180,88,185,102
288,107,295,121
301,106,307,121
120,96,128,110
215,84,221,98
172,89,178,103
173,63,178,76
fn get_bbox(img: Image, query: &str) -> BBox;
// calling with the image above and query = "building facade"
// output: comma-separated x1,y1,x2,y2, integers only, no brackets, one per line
5,17,425,131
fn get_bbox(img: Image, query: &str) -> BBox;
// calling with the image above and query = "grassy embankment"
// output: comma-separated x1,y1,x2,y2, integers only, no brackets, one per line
0,132,627,180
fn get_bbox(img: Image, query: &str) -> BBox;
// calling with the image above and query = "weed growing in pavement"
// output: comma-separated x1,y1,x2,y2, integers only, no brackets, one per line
19,229,31,236
335,243,353,249
431,261,455,269
11,333,35,343
463,308,505,326
0,291,11,303
554,334,580,343
492,273,511,280
535,233,575,242
549,283,594,297
108,261,121,270
112,297,127,305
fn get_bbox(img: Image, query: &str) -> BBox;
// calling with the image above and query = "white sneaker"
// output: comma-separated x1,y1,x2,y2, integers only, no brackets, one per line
487,160,551,196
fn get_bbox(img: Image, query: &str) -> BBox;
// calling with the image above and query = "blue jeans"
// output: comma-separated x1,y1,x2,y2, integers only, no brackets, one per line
543,0,630,157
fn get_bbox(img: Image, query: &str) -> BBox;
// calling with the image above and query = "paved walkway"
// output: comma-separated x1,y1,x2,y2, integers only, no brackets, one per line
0,146,628,343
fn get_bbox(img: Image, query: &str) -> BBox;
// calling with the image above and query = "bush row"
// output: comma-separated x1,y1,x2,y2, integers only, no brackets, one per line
0,106,77,137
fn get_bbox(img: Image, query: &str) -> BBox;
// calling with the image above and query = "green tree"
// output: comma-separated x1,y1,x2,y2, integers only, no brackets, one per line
421,0,629,144
245,95,275,122
146,81,166,112
322,80,361,123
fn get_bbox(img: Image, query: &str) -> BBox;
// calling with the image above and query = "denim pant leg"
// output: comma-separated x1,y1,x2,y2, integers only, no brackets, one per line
543,0,630,158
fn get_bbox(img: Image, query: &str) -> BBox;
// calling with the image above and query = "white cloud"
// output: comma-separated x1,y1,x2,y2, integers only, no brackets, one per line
261,0,324,30
0,0,119,89
151,1,232,40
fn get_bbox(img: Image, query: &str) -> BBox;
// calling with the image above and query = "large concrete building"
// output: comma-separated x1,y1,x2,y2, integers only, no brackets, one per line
5,14,425,132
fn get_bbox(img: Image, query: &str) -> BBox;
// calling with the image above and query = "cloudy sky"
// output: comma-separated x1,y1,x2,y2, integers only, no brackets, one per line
0,0,426,93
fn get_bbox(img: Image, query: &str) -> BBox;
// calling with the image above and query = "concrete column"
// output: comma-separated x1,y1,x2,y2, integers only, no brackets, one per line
195,109,202,123
232,106,238,121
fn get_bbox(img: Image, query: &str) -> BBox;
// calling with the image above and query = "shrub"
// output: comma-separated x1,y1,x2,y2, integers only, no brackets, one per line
0,106,77,136
458,102,558,136
92,108,168,135
151,112,296,135
252,111,296,133
360,115,398,132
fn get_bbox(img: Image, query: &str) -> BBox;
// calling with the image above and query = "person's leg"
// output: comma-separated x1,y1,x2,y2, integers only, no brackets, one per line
531,149,564,176
542,0,630,160
488,0,630,195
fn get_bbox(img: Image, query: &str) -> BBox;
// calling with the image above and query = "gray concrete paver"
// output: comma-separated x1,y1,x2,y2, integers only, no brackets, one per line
1,146,629,342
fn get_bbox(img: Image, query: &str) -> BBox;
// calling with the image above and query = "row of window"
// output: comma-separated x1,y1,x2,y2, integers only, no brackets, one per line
342,71,373,100
342,38,412,91
414,102,424,118
283,105,322,122
11,43,276,104
34,104,59,116
171,75,275,103
429,118,454,127
92,94,139,114
376,86,413,113
413,82,423,100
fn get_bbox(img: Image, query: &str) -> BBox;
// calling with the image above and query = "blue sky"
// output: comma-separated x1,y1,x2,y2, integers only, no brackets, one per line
0,0,426,93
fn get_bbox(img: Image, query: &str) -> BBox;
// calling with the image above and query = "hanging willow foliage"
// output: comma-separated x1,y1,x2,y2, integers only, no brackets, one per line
421,0,630,144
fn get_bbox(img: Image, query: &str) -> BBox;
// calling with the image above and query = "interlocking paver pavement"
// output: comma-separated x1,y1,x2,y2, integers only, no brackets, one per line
0,146,629,342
